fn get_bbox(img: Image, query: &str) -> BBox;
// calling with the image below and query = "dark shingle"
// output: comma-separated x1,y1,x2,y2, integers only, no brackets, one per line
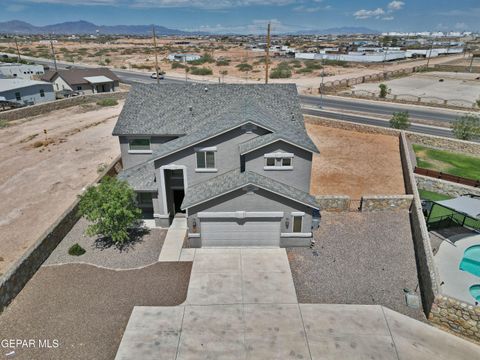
181,169,319,210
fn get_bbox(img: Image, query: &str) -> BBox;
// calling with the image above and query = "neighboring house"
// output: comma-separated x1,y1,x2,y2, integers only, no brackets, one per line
113,84,321,247
0,79,55,106
41,68,120,94
0,63,45,80
167,53,201,62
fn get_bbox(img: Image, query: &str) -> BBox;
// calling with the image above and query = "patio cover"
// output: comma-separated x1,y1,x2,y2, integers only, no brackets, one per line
83,75,113,84
435,196,480,220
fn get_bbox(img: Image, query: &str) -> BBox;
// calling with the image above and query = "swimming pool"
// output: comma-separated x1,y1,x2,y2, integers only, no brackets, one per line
459,245,480,277
470,285,480,302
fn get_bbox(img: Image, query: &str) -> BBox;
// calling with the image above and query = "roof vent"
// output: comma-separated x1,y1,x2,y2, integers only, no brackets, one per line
204,87,208,93
291,113,295,121
189,106,193,112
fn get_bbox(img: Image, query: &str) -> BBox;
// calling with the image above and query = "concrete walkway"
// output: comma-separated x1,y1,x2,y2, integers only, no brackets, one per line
116,248,480,360
158,218,187,262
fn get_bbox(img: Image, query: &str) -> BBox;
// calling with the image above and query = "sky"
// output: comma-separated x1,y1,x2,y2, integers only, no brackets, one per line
0,0,479,34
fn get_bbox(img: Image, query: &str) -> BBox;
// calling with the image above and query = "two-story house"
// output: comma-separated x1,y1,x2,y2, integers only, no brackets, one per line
113,83,321,247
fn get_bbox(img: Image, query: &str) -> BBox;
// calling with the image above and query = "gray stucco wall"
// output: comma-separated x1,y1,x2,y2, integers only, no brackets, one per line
153,126,270,216
187,187,314,240
120,136,178,169
244,140,313,193
1,83,55,105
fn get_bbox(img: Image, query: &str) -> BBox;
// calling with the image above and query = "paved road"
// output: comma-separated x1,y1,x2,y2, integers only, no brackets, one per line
300,94,465,124
25,56,472,140
302,107,456,139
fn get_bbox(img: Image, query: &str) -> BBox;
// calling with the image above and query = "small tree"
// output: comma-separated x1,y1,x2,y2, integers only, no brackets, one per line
451,114,480,141
390,111,411,130
78,177,142,244
379,84,388,98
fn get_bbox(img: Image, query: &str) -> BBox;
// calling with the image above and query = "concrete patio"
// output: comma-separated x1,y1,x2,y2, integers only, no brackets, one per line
115,248,480,360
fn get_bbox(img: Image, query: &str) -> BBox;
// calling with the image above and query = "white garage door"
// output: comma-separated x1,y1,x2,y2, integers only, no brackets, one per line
201,216,281,247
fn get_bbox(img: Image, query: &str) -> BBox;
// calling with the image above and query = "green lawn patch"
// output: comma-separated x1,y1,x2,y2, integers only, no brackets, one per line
96,98,118,107
413,144,480,180
418,189,451,202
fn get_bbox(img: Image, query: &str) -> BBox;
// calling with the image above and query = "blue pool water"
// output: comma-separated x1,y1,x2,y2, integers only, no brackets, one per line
470,285,480,302
459,245,480,277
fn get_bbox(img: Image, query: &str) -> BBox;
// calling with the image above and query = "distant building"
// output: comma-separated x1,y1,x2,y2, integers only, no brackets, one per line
167,53,201,62
0,79,55,106
0,63,45,80
41,68,120,94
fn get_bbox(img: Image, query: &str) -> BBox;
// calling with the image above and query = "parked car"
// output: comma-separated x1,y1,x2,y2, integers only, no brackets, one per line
150,72,165,80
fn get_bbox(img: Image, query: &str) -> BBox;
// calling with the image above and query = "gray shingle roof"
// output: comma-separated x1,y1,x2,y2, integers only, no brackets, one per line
113,83,318,160
181,169,320,210
238,129,317,154
117,162,156,191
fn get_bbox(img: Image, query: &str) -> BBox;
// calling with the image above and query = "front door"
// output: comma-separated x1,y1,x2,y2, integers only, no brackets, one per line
173,189,185,214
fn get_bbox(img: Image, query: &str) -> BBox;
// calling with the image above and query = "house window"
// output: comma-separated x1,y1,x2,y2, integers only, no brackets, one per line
39,89,45,97
264,153,294,170
137,192,153,206
293,215,303,233
129,138,151,151
15,92,21,101
196,151,215,169
77,86,82,91
170,169,183,179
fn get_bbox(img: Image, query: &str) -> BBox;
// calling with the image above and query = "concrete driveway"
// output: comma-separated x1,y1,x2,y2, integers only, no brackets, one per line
116,248,480,360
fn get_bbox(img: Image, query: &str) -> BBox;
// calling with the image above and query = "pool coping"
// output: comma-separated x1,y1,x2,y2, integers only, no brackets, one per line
435,234,480,305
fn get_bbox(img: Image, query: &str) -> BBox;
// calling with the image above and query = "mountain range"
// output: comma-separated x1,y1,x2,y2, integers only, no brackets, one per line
0,20,199,35
0,20,379,36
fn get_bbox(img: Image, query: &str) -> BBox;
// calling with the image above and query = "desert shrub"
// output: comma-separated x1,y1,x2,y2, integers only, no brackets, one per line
270,62,292,79
389,111,410,130
379,84,388,98
96,98,118,107
104,58,111,64
451,114,480,141
323,59,349,67
189,66,213,76
236,63,253,72
296,67,313,74
68,243,86,256
171,61,187,69
216,59,230,66
304,60,323,70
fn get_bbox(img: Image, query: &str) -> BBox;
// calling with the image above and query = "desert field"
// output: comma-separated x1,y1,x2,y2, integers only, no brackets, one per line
1,37,464,91
306,120,405,199
0,102,122,275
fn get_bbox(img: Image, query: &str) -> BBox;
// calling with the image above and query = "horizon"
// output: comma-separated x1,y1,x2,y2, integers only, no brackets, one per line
0,1,479,34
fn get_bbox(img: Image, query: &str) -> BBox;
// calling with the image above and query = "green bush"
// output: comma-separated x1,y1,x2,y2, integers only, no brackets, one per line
78,177,142,244
236,63,253,72
379,84,388,98
0,120,9,128
296,67,313,74
389,111,410,130
189,66,213,76
96,98,118,107
451,114,480,141
68,243,86,256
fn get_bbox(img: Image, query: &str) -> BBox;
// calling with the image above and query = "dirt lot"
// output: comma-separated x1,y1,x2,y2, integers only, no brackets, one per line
306,120,405,198
349,71,480,106
0,101,123,276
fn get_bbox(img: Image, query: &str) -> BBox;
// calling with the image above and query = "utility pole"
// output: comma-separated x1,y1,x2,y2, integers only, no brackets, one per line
49,35,58,71
14,37,21,62
426,41,434,69
152,25,160,84
469,50,475,73
265,22,271,84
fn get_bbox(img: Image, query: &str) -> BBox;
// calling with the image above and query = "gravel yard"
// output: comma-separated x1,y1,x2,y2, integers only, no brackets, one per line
287,211,424,320
306,121,405,199
44,218,167,269
0,262,191,360
0,102,123,276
